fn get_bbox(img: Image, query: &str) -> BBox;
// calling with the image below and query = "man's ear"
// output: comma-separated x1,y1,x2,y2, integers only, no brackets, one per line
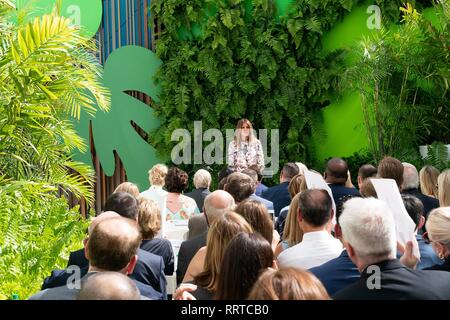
297,208,303,224
357,176,363,187
271,259,278,270
126,255,138,275
346,242,355,259
84,238,90,261
334,224,342,238
417,215,425,231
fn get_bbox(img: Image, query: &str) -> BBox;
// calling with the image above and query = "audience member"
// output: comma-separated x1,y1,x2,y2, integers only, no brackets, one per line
419,165,439,198
247,268,330,300
249,164,268,197
140,164,169,215
114,182,140,198
333,197,450,299
325,158,360,209
262,162,299,217
165,167,200,220
277,189,342,269
186,213,208,240
214,233,275,300
137,197,174,275
377,156,404,190
357,164,377,189
402,163,439,219
275,174,306,236
64,193,167,296
438,170,450,206
31,218,162,300
242,168,274,212
401,195,441,269
274,193,303,258
424,207,450,271
224,172,255,204
235,200,275,248
76,272,141,300
176,190,235,284
183,212,253,299
185,169,211,211
359,178,377,198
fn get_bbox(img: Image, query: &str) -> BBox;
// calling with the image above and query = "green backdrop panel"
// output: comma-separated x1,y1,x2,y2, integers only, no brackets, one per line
16,0,102,38
73,46,165,190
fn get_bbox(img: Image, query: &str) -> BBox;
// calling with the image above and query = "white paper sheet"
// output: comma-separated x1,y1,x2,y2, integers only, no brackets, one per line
304,170,337,225
370,178,420,258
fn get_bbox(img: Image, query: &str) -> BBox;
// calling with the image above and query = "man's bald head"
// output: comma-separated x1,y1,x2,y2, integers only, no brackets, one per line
77,272,140,300
88,211,121,235
87,218,142,272
325,158,349,184
203,190,235,226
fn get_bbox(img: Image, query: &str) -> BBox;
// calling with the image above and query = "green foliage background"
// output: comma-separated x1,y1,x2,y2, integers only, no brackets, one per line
149,0,434,183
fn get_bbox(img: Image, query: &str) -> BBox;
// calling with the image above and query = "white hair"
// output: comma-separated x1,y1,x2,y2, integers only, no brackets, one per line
402,162,419,190
203,190,235,225
339,197,397,259
193,169,212,189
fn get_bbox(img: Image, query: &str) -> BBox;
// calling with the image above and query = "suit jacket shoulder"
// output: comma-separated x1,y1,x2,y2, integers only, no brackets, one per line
176,232,207,284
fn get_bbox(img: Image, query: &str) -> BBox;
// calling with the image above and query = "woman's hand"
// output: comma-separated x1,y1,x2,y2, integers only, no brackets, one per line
174,283,198,300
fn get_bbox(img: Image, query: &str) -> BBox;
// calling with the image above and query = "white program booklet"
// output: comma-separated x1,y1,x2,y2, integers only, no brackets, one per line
370,178,420,258
304,170,337,225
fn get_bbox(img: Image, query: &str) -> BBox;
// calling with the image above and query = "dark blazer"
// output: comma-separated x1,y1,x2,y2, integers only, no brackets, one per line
309,250,360,296
402,188,439,222
176,231,207,285
67,248,167,298
39,271,163,300
185,188,210,212
261,181,291,217
140,238,175,276
328,184,360,210
333,259,450,300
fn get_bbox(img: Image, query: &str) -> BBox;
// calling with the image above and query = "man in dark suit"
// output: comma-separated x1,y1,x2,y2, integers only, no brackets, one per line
333,197,450,300
324,158,360,209
261,163,299,217
402,163,439,225
65,192,166,297
176,190,235,284
185,169,211,211
30,217,163,300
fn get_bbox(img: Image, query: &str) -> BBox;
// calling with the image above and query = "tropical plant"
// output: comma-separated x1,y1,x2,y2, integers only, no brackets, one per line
0,0,109,299
342,1,450,163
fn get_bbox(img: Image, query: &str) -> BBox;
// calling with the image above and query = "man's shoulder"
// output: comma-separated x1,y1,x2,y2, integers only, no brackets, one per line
29,284,78,300
180,232,207,252
137,248,164,265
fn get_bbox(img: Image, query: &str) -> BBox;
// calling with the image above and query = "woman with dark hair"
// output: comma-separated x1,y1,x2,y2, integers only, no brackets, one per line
228,119,264,173
214,232,275,300
165,167,200,220
235,200,274,246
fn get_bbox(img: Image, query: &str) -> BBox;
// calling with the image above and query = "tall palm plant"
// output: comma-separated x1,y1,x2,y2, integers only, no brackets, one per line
0,0,109,299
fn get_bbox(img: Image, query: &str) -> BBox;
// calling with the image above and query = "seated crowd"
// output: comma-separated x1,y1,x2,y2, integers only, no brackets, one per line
30,158,450,300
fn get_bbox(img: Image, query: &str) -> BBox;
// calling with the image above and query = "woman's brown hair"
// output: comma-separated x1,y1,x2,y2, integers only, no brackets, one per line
247,268,330,300
235,200,274,244
419,165,439,198
137,196,161,239
194,212,253,293
215,232,274,300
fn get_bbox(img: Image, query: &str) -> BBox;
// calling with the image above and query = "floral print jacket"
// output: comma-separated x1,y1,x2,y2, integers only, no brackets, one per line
227,140,265,173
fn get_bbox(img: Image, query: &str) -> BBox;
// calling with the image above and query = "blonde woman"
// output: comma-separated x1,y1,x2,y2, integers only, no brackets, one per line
140,164,168,217
114,182,140,198
424,207,450,271
180,212,252,299
274,193,303,257
228,119,264,173
437,170,450,206
137,197,174,275
419,165,440,198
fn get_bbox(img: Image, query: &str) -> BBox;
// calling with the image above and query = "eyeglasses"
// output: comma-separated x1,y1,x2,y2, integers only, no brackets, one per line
422,232,432,244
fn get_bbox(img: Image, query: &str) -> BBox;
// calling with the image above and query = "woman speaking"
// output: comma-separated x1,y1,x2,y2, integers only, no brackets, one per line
227,119,265,173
